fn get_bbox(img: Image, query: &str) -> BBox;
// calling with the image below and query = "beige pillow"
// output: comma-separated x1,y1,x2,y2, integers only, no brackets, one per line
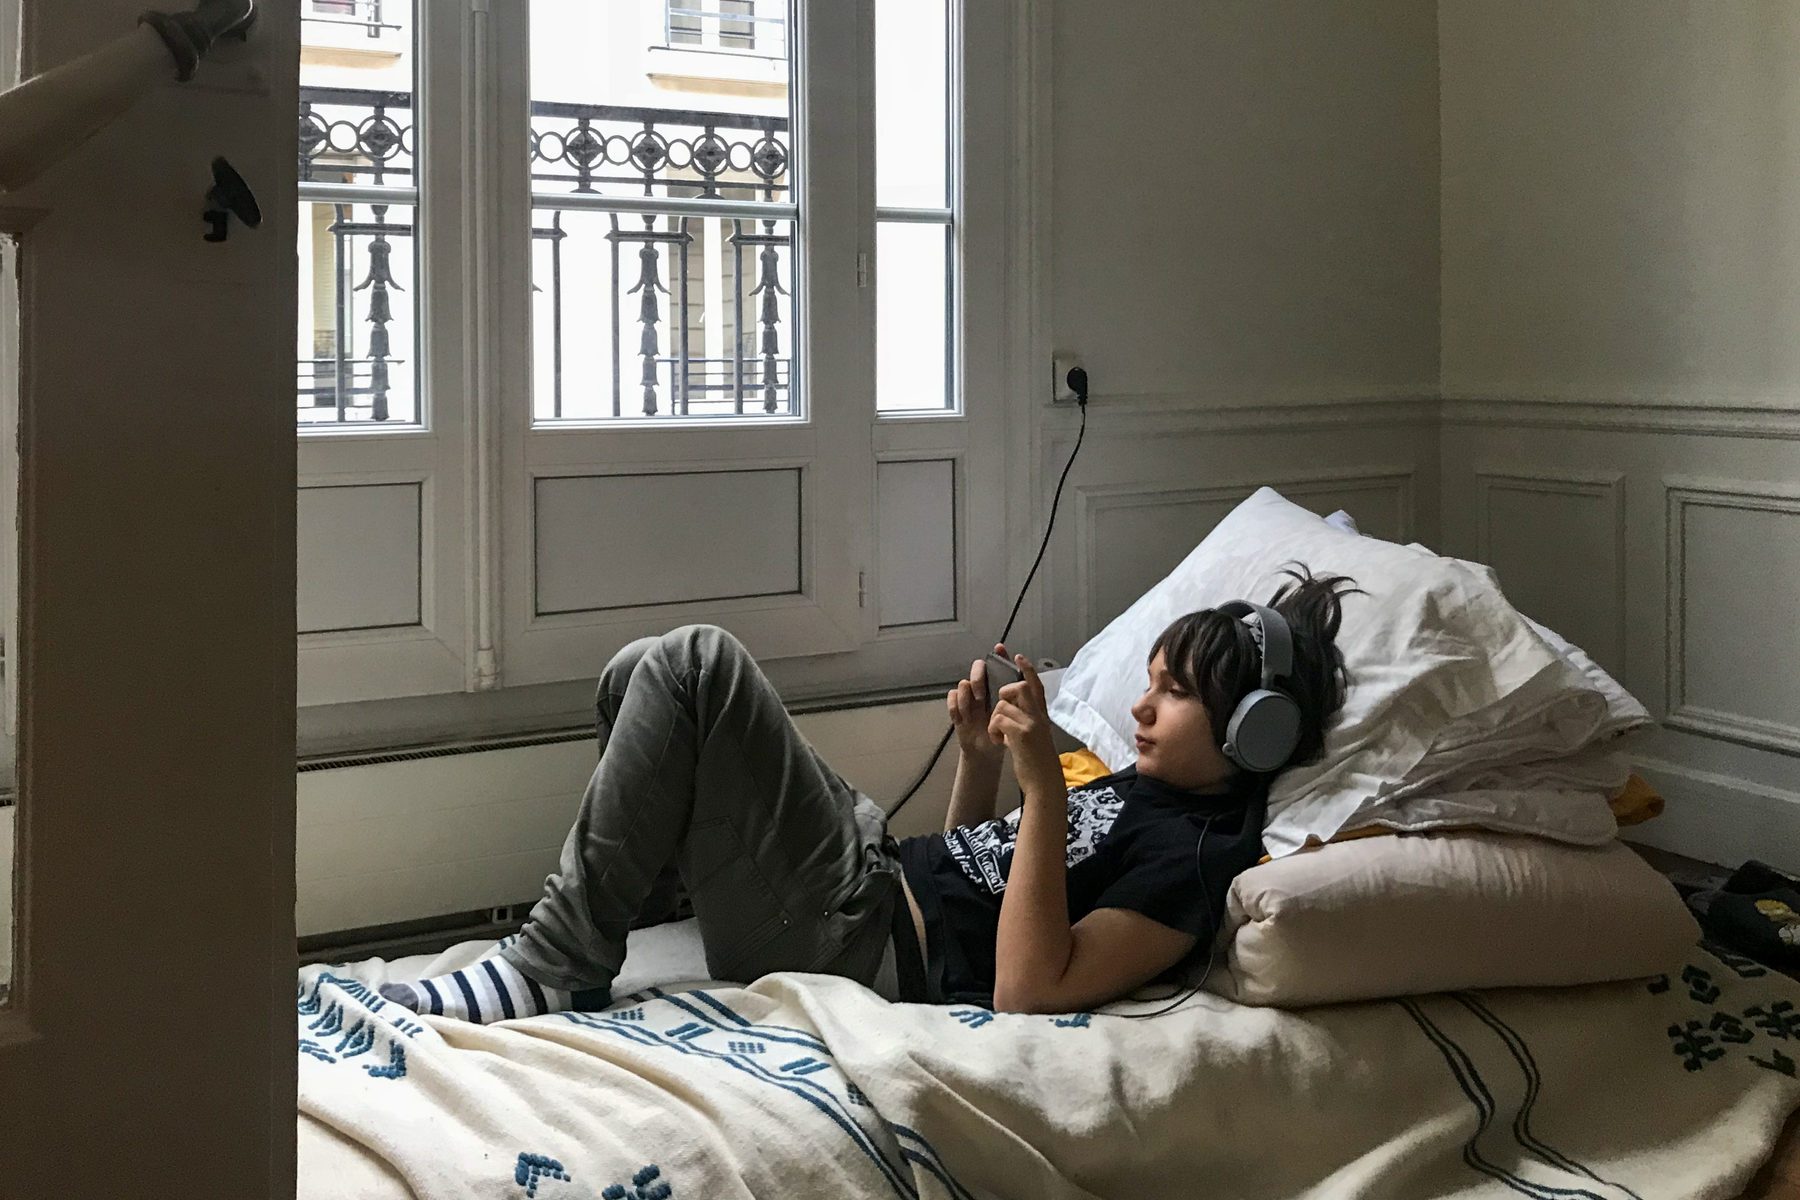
1202,831,1700,1007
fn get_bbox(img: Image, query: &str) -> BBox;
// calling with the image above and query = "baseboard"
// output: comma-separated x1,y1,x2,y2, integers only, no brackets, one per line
1622,755,1800,877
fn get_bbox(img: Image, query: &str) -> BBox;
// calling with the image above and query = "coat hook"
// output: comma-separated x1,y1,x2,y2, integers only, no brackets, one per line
203,156,260,243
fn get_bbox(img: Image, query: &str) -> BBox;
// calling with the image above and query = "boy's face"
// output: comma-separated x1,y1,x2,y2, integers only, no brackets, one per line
1128,651,1235,792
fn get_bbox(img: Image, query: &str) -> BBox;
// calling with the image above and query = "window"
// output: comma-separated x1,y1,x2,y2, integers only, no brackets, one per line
298,0,418,425
296,0,1015,730
528,0,796,422
876,0,952,413
665,1,768,56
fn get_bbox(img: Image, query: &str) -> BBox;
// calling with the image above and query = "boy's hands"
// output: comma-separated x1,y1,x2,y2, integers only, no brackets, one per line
986,648,1063,802
947,648,1005,764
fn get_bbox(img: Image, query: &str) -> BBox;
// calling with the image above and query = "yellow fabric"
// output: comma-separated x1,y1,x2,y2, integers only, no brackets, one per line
1057,748,1112,790
1609,773,1665,827
1059,750,1666,866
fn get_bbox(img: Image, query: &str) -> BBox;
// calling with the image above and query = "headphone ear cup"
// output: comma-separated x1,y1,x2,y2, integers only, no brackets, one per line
1222,690,1303,773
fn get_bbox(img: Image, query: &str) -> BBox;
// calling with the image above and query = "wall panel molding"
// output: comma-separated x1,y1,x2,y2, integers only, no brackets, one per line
1043,392,1438,444
1071,467,1415,634
297,480,425,635
532,467,805,617
1475,467,1626,675
1664,477,1800,756
1443,395,1800,440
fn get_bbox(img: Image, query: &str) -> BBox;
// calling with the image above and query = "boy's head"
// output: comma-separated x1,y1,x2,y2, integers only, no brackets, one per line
1130,565,1359,792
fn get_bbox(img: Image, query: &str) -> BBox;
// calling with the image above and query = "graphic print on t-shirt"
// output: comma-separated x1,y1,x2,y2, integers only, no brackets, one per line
941,783,1126,896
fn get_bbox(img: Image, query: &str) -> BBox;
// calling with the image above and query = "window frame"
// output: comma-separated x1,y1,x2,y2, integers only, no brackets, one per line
296,0,475,704
296,0,1031,724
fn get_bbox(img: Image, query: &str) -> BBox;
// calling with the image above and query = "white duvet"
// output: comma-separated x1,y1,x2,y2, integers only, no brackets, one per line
298,921,1800,1200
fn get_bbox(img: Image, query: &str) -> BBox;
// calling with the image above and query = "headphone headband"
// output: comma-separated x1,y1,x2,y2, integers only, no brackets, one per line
1218,600,1293,689
1215,599,1302,774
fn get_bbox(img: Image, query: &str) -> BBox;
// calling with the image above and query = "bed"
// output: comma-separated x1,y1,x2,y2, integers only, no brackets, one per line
299,490,1800,1197
297,917,1800,1200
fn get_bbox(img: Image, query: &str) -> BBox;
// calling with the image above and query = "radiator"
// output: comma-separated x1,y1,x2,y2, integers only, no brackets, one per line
297,698,965,939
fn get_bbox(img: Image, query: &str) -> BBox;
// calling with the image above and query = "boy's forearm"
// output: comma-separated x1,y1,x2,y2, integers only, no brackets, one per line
991,783,1074,1009
943,752,1003,832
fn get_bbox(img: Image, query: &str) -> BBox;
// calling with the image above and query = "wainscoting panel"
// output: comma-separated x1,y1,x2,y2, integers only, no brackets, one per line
876,458,958,628
1044,399,1432,651
1441,405,1800,874
297,482,423,634
533,468,803,616
1665,479,1800,756
1076,474,1420,636
1476,469,1626,676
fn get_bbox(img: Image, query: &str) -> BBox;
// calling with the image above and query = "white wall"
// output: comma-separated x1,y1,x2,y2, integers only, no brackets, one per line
1439,1,1800,873
1039,0,1442,658
1053,0,1440,400
1442,1,1800,399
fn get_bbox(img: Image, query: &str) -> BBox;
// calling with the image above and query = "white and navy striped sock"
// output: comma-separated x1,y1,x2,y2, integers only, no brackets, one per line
377,941,597,1023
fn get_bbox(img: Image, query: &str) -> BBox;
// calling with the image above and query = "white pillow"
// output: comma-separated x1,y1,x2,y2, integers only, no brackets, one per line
1046,487,1617,857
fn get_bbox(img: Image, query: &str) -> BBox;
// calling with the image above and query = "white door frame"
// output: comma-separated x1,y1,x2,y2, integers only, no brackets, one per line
0,1,297,1193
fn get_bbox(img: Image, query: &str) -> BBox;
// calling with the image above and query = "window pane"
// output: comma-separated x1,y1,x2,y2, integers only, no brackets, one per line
297,201,419,426
530,0,797,423
299,0,418,427
876,0,948,210
531,209,795,420
876,221,950,413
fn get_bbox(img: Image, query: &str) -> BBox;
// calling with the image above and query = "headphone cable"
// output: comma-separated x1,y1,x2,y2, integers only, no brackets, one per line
886,387,1088,818
1107,813,1219,1019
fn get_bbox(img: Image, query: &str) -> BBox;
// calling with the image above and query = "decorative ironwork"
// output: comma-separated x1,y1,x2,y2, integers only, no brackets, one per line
299,87,794,423
298,202,412,424
299,87,415,185
352,204,402,422
527,101,788,202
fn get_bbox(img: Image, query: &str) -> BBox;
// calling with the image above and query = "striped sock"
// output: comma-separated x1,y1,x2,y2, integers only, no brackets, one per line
377,943,600,1023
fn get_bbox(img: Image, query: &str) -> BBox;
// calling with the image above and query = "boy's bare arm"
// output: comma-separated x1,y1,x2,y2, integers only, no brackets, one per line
944,751,1002,833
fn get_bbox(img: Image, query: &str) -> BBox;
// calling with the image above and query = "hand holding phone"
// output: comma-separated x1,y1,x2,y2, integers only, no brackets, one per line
982,650,1024,713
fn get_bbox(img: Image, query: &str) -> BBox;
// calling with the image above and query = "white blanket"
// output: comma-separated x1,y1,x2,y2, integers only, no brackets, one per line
299,922,1800,1200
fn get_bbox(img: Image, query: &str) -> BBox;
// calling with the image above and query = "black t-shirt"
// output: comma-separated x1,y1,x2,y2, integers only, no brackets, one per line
894,767,1267,1008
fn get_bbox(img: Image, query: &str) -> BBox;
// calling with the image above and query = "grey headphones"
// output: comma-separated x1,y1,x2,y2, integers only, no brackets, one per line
1217,600,1303,773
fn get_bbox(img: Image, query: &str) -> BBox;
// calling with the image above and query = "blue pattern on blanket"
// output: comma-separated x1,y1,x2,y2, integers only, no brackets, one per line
600,1163,672,1200
296,971,426,1081
549,987,974,1200
1658,947,1800,1075
514,1152,570,1197
949,1009,993,1030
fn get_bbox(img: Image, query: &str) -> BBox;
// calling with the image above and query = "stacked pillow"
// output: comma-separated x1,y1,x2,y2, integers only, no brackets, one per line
1045,487,1694,1006
1047,486,1646,856
1206,830,1699,1007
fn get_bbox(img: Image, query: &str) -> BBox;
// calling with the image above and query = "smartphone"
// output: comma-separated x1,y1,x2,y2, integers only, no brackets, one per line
982,651,1024,712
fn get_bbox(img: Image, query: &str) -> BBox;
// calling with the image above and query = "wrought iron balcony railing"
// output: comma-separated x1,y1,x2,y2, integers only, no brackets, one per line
299,86,793,423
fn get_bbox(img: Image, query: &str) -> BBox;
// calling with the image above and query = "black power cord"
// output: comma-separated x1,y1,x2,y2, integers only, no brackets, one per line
886,367,1089,818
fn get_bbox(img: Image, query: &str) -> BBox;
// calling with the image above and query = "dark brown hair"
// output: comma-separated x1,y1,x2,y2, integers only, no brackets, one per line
1147,564,1361,776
